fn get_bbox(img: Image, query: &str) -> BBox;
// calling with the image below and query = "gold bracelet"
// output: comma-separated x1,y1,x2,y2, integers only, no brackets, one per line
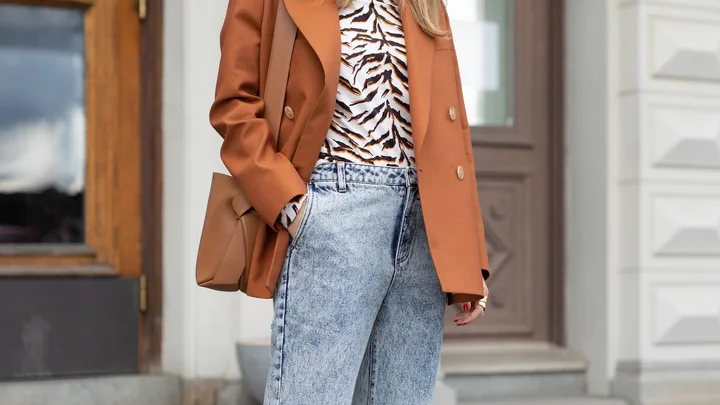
478,296,488,310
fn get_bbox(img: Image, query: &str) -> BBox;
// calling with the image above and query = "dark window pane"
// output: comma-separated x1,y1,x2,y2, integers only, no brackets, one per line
0,4,85,244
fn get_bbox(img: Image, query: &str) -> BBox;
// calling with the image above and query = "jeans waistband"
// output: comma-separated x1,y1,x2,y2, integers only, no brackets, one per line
310,163,418,187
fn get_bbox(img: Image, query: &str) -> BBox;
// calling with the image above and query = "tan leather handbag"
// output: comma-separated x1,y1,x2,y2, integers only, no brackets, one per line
195,0,297,293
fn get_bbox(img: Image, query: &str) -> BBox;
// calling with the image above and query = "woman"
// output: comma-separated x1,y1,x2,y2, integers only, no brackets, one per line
211,0,490,403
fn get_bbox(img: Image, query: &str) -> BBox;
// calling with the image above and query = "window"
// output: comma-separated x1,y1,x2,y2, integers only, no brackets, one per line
0,0,142,277
447,0,515,127
0,4,86,244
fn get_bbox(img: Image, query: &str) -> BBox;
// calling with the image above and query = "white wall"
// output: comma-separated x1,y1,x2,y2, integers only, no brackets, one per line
162,0,273,380
566,0,720,400
615,0,720,366
610,2,720,403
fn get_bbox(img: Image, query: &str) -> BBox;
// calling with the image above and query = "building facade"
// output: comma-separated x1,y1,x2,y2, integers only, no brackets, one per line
0,0,719,404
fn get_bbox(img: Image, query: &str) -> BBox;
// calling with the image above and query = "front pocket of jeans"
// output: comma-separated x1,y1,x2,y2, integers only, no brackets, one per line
289,184,315,249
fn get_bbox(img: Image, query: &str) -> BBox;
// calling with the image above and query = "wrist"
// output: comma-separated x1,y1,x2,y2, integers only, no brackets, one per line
278,194,307,230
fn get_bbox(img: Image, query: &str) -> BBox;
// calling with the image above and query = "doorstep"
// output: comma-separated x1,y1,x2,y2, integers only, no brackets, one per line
460,396,628,405
442,341,588,375
441,341,590,402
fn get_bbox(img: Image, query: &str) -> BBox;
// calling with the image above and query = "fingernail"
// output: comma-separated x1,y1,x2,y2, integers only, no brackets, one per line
463,303,469,311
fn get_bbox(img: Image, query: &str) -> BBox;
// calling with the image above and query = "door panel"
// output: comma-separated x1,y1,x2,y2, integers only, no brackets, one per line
444,0,555,341
0,0,145,377
0,278,139,378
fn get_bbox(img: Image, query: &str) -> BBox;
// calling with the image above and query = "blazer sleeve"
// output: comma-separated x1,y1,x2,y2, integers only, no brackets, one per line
441,2,491,283
210,0,306,230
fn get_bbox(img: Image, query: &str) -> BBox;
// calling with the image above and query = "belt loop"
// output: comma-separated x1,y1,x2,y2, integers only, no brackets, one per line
337,162,347,193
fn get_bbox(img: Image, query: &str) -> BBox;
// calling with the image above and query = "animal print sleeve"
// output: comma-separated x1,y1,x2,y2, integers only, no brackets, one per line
278,194,308,230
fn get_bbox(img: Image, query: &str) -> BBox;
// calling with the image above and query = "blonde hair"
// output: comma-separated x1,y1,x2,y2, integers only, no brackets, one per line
336,0,448,37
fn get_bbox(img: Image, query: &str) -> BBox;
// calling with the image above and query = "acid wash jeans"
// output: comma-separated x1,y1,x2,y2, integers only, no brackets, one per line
263,163,447,405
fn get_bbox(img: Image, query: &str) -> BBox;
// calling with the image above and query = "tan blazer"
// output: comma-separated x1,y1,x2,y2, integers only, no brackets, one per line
210,0,490,304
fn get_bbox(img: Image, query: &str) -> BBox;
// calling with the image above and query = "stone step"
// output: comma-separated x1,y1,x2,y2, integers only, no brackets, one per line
442,342,589,401
461,396,628,405
0,375,181,405
442,341,588,375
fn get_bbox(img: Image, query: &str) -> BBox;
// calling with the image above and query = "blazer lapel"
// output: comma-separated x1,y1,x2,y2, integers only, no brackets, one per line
401,3,434,156
284,0,341,99
284,0,341,179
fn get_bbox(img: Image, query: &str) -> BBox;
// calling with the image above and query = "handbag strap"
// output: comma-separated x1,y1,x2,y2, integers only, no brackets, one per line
264,0,297,146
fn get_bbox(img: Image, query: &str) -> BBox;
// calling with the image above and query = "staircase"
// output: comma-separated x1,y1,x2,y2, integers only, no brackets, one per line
439,342,628,405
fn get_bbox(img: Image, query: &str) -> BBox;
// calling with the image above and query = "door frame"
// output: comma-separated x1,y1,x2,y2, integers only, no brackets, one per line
548,0,564,346
139,0,163,371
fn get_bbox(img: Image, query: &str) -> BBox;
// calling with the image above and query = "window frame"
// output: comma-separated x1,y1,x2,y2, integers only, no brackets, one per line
0,0,142,278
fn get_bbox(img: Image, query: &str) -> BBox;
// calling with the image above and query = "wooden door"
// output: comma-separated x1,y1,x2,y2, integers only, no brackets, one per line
0,0,151,377
444,0,563,342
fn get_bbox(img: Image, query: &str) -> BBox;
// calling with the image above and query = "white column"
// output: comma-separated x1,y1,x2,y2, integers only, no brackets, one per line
162,0,273,380
611,0,720,404
564,0,616,395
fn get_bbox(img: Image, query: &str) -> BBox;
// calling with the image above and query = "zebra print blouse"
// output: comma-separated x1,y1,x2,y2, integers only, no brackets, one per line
280,0,412,229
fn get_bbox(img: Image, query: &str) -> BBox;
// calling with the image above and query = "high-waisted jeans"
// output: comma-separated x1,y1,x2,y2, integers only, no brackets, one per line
263,163,447,405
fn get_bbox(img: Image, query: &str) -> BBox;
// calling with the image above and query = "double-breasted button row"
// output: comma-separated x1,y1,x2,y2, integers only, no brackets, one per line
449,105,462,180
284,105,295,120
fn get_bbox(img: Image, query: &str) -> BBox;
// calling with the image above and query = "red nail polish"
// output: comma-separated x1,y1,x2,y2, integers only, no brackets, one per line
463,303,469,311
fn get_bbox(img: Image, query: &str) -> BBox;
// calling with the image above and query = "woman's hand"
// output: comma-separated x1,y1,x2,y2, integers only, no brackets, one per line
453,278,489,327
287,200,308,238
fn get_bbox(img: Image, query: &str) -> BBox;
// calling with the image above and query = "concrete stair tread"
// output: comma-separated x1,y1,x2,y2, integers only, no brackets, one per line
461,396,627,405
442,341,587,375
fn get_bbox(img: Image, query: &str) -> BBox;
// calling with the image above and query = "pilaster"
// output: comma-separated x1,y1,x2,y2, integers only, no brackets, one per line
612,1,720,403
